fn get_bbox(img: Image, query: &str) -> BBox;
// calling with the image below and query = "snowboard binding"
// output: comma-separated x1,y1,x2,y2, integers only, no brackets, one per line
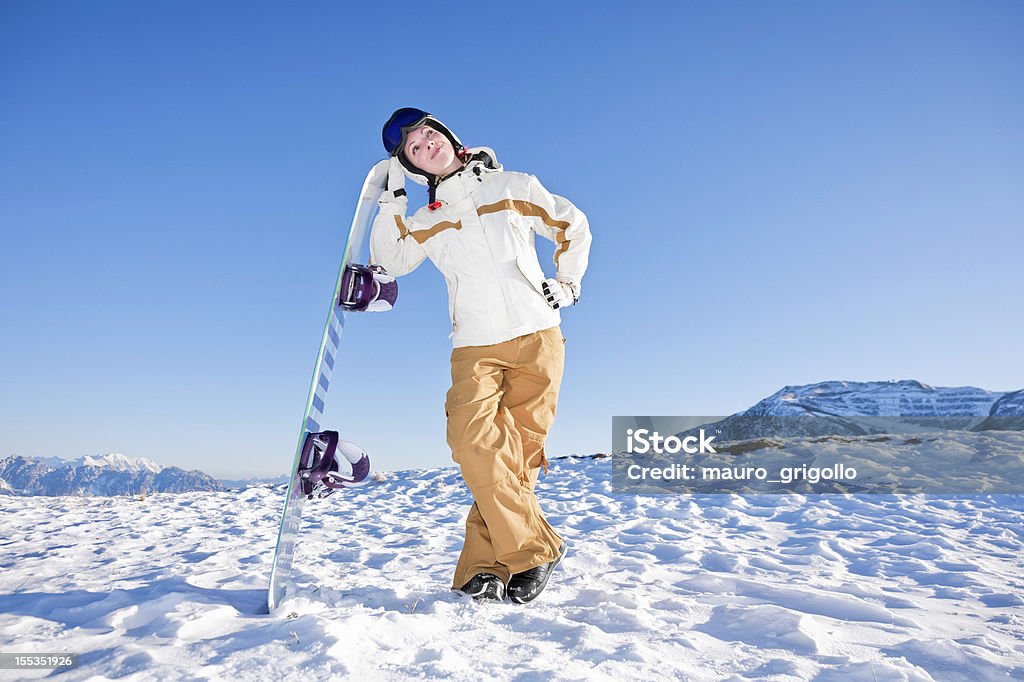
338,264,398,312
297,430,371,499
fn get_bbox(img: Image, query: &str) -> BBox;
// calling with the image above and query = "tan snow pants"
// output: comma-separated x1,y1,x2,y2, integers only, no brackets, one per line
447,326,566,589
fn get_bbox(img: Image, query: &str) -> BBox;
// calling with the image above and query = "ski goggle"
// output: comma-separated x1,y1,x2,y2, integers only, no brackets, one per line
382,107,431,157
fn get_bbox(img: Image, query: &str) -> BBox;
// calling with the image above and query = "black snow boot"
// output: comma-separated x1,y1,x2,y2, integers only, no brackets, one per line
459,573,506,602
507,543,567,604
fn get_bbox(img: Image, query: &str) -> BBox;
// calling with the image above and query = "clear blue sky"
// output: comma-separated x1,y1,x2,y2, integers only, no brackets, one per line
2,1,1022,477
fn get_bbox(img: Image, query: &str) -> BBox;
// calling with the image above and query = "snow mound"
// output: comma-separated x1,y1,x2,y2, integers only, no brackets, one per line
698,603,822,653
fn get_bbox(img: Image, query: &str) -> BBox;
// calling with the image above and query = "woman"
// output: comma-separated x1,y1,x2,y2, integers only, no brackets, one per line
369,108,592,603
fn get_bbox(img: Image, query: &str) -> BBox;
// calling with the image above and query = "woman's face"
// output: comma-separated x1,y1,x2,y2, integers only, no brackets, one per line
403,125,462,177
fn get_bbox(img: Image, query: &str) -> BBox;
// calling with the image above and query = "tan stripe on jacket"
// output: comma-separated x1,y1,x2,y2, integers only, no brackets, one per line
402,217,464,244
403,200,572,264
477,200,573,266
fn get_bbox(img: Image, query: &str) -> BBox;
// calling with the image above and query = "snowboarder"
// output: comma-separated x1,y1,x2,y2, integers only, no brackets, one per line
369,108,592,603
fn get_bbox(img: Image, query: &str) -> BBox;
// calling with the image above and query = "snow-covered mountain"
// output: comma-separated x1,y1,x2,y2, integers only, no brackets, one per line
973,389,1024,432
0,453,224,497
684,380,1023,441
743,379,1004,417
34,452,164,474
218,474,291,489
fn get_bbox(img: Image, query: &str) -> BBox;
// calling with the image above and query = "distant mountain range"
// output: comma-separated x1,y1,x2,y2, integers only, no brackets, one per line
682,380,1024,441
5,380,1023,497
0,453,224,497
744,380,1008,417
218,474,290,489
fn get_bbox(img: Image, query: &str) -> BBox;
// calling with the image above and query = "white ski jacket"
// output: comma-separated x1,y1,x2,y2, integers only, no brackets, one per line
370,148,592,348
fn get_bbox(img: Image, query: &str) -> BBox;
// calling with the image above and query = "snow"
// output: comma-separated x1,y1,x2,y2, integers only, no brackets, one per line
34,453,165,475
745,381,1004,418
1,456,1022,681
78,453,163,474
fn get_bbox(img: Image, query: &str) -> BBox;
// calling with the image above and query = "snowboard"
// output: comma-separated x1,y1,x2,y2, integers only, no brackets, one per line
266,166,387,613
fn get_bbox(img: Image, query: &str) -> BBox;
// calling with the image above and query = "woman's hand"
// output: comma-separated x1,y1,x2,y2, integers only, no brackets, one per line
368,157,407,199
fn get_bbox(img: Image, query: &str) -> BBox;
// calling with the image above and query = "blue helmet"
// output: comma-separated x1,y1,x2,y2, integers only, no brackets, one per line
381,107,465,185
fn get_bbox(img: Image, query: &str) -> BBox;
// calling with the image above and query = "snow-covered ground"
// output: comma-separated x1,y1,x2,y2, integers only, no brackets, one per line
2,455,1022,681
